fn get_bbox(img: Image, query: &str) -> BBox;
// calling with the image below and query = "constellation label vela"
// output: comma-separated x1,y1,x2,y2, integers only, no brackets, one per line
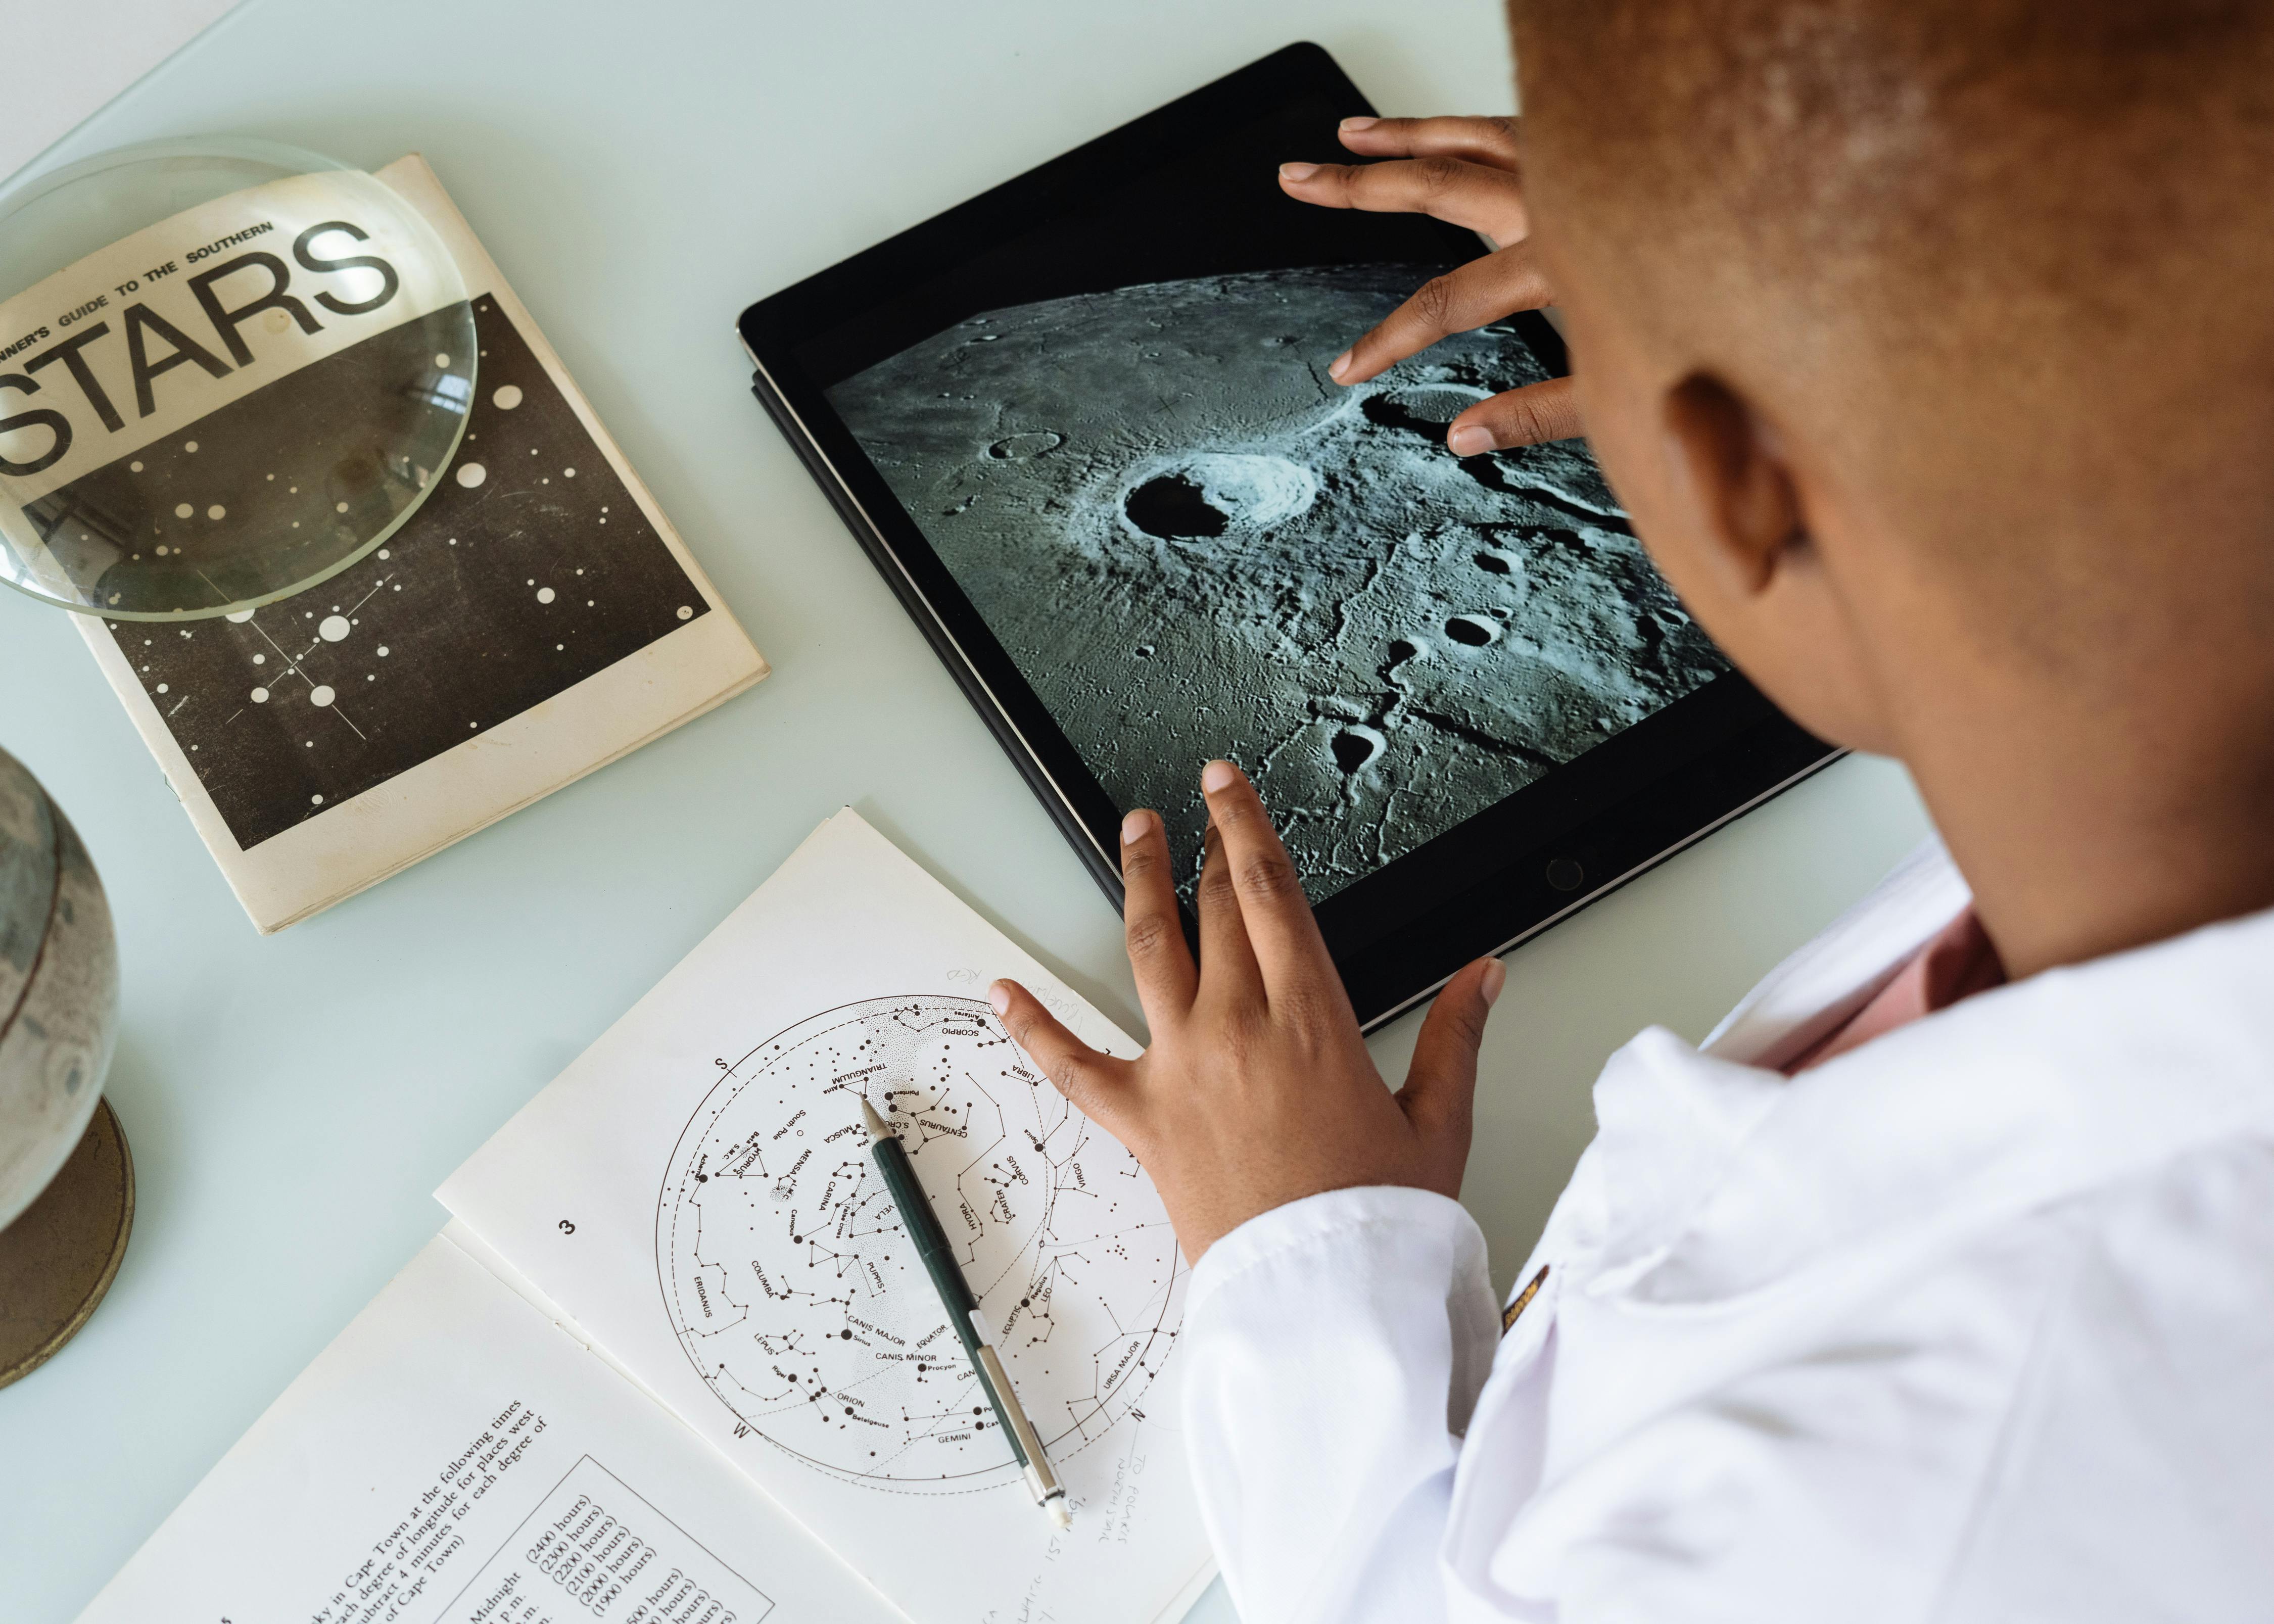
658,995,1182,1491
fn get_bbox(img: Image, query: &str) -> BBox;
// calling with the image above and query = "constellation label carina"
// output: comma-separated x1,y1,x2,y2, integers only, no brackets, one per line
657,995,1182,1493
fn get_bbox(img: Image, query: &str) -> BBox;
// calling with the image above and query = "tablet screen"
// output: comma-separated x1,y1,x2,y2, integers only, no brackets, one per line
825,268,1726,905
742,43,1831,1025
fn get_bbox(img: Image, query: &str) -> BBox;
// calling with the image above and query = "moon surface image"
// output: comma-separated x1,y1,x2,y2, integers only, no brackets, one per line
829,264,1726,901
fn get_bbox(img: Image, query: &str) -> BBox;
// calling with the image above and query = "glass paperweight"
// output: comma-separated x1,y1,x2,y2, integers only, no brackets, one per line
0,136,476,619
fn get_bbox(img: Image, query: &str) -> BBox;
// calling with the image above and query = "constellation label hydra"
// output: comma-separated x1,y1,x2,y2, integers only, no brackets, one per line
656,995,1182,1493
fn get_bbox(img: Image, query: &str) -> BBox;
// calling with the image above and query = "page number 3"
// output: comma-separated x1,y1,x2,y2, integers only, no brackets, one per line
559,1220,576,1234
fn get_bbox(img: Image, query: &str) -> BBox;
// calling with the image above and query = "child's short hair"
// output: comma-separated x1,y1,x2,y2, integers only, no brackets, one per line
1512,0,2274,652
1512,0,2274,340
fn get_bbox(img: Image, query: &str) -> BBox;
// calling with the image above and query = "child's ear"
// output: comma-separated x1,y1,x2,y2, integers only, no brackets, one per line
1661,372,1808,597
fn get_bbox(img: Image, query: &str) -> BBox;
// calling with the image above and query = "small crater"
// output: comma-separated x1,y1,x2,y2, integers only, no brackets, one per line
1445,616,1497,647
1134,643,1155,658
986,431,1064,461
1124,474,1227,540
1462,458,1512,497
1386,639,1419,664
1362,384,1489,436
1511,525,1594,558
1330,727,1385,775
1474,551,1512,575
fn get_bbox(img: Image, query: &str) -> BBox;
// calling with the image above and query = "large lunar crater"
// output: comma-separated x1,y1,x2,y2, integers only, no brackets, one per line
1121,453,1319,542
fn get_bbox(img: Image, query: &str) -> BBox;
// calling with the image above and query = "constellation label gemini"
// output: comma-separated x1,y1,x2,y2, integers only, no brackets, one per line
656,995,1182,1493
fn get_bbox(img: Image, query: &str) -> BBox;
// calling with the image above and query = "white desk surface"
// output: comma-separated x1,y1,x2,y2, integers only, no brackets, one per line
0,3,1932,1617
0,0,240,181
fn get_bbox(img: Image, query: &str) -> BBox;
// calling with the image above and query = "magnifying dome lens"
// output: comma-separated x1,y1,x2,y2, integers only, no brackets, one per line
0,137,475,619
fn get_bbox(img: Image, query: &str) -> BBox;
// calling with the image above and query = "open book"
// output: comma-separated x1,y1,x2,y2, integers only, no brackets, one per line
64,156,767,933
78,813,1214,1624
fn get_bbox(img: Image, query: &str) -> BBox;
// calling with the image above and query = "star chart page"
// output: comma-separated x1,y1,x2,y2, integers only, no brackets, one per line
77,1234,898,1624
438,810,1213,1624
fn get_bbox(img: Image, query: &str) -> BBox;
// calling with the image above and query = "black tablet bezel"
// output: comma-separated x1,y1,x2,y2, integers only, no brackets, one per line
739,41,1837,1029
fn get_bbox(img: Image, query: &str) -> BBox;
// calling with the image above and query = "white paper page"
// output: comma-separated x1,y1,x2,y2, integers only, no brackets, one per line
438,809,1213,1624
78,1232,903,1624
442,1217,674,1413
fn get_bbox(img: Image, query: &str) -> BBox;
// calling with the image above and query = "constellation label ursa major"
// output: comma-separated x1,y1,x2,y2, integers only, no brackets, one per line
656,995,1182,1492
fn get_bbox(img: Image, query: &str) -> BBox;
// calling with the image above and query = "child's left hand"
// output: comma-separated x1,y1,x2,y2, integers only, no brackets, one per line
1279,114,1582,452
990,760,1505,1262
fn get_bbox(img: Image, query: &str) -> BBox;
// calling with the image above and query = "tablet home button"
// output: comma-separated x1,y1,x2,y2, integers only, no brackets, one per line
1545,857,1586,893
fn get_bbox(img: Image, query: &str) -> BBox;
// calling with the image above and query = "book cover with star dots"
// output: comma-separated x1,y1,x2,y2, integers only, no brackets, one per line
71,156,768,931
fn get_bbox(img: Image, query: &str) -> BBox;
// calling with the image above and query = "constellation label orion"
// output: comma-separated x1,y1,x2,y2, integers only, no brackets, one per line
656,995,1182,1493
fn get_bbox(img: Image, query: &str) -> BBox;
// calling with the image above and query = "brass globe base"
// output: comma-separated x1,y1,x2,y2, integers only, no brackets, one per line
0,1098,133,1389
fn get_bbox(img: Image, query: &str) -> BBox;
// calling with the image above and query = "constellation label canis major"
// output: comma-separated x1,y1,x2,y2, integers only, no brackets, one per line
656,995,1182,1493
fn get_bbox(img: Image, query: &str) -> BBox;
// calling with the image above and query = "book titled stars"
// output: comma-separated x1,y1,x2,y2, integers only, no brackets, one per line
59,156,768,931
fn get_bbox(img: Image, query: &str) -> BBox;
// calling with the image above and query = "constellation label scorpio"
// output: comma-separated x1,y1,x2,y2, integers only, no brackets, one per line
656,994,1183,1493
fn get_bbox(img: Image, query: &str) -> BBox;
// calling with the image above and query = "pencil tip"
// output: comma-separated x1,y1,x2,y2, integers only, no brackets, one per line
860,1097,890,1140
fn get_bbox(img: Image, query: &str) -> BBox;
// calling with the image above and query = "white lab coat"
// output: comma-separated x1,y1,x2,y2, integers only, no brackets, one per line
1180,841,2274,1622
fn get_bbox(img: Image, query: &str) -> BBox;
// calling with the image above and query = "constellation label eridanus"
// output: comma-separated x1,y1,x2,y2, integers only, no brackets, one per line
656,995,1182,1493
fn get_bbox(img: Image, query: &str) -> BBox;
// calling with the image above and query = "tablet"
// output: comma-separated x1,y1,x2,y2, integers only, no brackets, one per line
739,42,1836,1029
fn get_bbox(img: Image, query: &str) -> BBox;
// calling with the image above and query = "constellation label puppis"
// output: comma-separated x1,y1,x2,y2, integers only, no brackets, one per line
656,995,1182,1493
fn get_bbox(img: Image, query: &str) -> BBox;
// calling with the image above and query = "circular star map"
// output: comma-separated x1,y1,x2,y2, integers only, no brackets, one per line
656,994,1182,1493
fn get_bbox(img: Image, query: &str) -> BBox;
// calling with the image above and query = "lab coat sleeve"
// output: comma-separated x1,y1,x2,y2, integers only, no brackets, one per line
1178,1185,1499,1624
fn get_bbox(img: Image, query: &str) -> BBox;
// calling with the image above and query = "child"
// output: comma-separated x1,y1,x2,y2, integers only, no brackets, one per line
991,2,2274,1618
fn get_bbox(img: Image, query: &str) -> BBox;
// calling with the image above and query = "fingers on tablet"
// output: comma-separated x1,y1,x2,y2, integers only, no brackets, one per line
1331,246,1556,387
1337,114,1524,174
1278,154,1529,243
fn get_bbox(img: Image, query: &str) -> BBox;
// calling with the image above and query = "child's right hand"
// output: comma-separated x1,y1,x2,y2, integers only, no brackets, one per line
988,762,1502,1264
1279,115,1582,452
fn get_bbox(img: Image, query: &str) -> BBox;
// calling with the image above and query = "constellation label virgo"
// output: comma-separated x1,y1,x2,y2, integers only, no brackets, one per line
655,995,1183,1493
